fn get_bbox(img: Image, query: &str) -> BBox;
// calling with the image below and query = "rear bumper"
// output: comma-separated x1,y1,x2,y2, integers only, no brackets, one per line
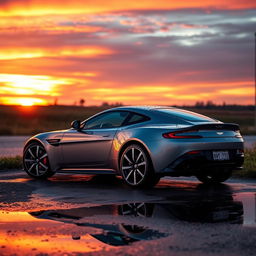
162,149,244,176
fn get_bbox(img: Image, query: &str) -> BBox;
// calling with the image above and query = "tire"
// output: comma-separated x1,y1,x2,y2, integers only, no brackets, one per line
120,144,160,188
196,168,232,184
23,142,55,179
118,203,154,218
118,203,155,236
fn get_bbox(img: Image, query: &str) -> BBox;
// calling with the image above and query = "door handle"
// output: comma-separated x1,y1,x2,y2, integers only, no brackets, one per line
103,134,110,137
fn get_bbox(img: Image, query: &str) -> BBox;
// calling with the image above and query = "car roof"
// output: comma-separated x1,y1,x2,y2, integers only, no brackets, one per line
106,106,216,123
111,105,174,111
103,105,176,120
105,106,178,117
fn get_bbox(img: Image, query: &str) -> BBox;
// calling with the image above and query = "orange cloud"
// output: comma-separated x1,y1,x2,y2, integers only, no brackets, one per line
218,87,254,96
0,0,256,16
57,81,254,106
1,78,253,106
0,47,113,60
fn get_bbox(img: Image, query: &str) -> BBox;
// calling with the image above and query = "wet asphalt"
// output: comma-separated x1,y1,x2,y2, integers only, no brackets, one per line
0,170,256,256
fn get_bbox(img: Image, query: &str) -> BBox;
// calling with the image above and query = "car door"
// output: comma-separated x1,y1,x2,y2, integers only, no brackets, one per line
60,111,130,168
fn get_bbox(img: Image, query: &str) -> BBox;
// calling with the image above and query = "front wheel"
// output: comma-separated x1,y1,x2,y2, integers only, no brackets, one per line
196,168,232,184
120,144,160,188
23,142,55,179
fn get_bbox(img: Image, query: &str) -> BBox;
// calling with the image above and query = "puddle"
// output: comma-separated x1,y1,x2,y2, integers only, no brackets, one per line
0,212,111,255
1,191,256,255
0,208,167,255
1,177,256,255
28,191,256,227
234,192,256,226
0,178,30,183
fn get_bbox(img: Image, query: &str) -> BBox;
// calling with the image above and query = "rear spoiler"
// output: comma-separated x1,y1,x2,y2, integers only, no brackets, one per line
187,123,240,131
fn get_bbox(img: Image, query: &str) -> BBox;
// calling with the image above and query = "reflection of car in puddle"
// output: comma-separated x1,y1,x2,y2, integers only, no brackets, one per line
29,190,243,246
30,205,166,246
119,200,243,224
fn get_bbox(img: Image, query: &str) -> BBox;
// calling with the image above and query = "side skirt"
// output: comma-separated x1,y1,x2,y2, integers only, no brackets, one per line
57,168,116,175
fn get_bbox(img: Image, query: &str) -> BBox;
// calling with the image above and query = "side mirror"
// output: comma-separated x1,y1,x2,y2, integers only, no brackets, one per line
71,120,81,130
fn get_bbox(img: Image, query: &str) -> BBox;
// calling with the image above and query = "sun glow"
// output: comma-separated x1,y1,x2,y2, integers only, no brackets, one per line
1,97,47,106
0,1,255,17
0,47,113,60
19,98,41,106
0,73,73,106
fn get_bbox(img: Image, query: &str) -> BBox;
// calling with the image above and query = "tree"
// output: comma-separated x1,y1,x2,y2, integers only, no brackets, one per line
79,98,85,106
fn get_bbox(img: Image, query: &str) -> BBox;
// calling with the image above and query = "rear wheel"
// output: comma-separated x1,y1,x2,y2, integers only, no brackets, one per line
120,144,160,188
23,142,55,179
196,168,232,184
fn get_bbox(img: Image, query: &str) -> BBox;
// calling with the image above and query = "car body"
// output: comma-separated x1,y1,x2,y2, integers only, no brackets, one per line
23,106,244,187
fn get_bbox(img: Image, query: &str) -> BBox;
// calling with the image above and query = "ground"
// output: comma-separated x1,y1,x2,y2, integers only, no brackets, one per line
0,170,256,256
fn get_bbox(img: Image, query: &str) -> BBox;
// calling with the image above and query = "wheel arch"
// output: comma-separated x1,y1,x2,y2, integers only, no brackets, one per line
23,138,55,178
23,138,45,152
117,139,155,174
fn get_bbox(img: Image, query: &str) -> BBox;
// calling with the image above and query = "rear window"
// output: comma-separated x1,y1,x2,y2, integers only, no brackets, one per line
155,108,216,122
125,113,150,125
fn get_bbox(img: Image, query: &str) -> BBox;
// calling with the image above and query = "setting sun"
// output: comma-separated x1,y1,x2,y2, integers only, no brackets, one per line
0,74,73,106
20,100,34,106
19,98,37,106
1,97,47,106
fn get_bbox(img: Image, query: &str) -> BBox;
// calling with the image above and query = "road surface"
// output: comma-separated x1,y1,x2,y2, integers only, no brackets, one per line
0,170,256,256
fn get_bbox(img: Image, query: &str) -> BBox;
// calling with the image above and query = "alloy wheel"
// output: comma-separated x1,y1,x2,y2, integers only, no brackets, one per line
119,203,148,217
24,144,49,177
121,146,147,186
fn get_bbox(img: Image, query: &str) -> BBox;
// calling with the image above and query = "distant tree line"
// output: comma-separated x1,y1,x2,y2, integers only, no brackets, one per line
171,101,254,111
51,98,253,110
101,102,123,107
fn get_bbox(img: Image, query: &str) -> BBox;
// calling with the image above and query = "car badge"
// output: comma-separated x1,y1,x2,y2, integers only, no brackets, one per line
217,132,223,135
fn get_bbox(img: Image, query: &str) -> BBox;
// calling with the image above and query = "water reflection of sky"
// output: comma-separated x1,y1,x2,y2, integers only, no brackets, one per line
0,212,112,254
235,193,256,226
0,192,256,254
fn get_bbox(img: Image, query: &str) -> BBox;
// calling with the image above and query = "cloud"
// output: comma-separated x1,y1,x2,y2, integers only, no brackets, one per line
0,0,256,16
0,7,255,105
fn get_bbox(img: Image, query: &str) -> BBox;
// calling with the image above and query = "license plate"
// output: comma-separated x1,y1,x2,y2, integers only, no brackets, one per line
213,151,229,161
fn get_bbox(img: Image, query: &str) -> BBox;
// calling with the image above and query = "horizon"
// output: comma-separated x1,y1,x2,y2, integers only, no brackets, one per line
0,1,255,106
0,102,254,108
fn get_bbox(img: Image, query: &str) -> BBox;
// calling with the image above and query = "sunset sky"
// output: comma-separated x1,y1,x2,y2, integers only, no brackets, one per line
0,0,255,106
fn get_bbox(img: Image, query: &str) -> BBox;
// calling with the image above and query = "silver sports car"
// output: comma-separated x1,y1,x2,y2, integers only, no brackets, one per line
23,106,244,187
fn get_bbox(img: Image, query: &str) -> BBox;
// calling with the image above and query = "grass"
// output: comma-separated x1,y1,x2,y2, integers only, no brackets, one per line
1,149,255,179
0,156,22,170
0,105,109,136
234,148,256,178
0,105,255,135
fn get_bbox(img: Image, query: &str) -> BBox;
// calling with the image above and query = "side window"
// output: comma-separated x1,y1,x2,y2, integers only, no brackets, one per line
84,111,129,129
126,113,149,125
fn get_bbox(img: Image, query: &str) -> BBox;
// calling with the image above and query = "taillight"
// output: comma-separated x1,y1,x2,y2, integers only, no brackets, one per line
162,130,202,139
236,149,244,154
187,150,200,154
235,130,242,138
